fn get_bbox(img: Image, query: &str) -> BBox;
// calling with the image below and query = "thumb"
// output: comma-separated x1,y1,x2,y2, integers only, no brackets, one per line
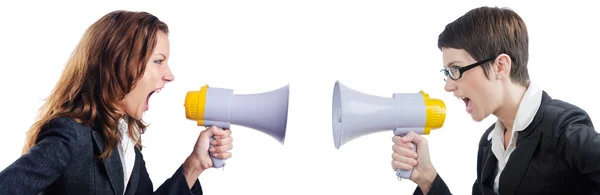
200,126,225,140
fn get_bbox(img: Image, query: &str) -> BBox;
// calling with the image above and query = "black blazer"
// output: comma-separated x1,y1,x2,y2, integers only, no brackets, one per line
414,91,600,195
0,117,203,195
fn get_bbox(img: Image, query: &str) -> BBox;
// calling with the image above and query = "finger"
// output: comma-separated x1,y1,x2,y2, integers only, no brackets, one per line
392,135,413,144
392,135,402,144
212,144,233,153
404,131,428,146
399,132,417,143
208,126,226,139
212,136,233,146
392,144,418,158
222,129,232,137
392,160,414,172
392,153,418,167
213,152,232,159
392,139,415,151
200,126,218,139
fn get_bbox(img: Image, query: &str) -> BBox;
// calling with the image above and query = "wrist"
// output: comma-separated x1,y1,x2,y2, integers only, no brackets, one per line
183,155,204,178
417,167,437,193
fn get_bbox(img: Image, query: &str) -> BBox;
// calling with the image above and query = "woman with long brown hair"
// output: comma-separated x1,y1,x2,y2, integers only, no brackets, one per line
0,10,233,194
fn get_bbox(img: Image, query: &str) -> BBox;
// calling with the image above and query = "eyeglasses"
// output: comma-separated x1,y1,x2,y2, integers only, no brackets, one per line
440,57,496,81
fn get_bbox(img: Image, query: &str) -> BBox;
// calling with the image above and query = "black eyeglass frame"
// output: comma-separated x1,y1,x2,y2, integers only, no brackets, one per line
440,57,497,81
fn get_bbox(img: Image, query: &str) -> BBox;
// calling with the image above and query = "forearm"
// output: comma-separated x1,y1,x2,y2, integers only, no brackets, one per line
183,156,204,189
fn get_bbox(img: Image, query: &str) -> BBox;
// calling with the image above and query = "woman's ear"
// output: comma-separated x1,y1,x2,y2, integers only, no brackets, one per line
494,54,512,79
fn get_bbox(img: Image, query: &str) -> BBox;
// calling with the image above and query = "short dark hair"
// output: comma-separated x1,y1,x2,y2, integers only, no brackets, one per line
438,6,530,85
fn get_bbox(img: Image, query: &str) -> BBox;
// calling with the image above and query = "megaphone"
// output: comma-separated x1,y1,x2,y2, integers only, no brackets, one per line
331,80,446,179
184,84,290,168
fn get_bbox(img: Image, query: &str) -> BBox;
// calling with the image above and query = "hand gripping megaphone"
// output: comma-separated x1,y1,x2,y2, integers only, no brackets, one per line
331,80,446,179
184,84,290,168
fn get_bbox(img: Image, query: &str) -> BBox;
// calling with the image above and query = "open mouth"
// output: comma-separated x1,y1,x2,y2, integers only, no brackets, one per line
146,91,154,107
146,89,161,109
458,96,473,113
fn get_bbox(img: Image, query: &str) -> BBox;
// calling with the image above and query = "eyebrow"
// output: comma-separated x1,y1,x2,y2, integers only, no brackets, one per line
445,60,462,67
154,53,167,59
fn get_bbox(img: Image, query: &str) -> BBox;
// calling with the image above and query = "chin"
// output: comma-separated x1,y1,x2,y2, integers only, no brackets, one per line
471,115,485,122
470,111,491,122
127,110,143,120
131,114,143,120
468,110,483,122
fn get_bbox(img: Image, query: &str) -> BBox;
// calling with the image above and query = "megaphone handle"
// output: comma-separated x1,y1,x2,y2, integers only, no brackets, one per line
209,136,226,168
202,120,231,169
396,143,417,179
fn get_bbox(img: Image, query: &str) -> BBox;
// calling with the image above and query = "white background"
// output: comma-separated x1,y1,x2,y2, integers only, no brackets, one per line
0,0,598,194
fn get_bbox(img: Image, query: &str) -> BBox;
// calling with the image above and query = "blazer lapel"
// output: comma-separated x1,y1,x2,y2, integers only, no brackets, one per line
480,142,497,193
498,91,549,195
124,147,141,195
92,131,125,195
498,133,542,195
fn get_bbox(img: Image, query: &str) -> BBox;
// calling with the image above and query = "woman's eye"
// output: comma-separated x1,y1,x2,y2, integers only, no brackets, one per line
154,60,163,64
451,66,461,72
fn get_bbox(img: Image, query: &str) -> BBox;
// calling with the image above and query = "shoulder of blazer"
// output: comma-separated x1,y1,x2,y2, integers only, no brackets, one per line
44,117,91,131
540,93,595,139
44,116,94,134
39,117,94,152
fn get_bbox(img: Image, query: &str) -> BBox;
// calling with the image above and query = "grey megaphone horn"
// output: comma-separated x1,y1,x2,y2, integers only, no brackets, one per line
184,84,290,168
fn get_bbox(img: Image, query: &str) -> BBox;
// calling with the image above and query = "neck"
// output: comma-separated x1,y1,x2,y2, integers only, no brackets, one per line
493,81,529,131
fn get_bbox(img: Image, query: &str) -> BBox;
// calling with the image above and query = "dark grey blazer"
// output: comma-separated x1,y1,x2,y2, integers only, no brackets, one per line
0,117,203,195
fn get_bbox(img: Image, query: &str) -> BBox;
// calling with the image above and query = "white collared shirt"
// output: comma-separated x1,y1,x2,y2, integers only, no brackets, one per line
488,82,543,194
117,117,136,194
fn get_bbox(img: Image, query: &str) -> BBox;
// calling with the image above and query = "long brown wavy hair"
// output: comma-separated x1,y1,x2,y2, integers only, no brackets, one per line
22,10,169,159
